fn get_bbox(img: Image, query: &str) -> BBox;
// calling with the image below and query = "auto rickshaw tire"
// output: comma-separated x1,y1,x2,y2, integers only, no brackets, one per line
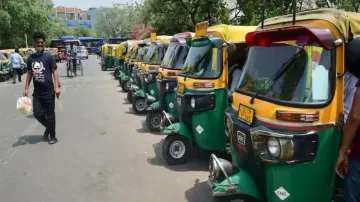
162,135,192,165
213,195,258,202
132,97,147,114
146,111,162,132
121,80,130,92
101,65,107,71
127,91,133,103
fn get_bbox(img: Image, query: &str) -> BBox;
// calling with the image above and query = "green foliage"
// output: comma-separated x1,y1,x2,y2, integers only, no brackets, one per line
95,4,141,39
0,0,62,48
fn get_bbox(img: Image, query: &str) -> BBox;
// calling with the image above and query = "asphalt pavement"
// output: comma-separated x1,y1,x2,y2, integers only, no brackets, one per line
0,55,214,202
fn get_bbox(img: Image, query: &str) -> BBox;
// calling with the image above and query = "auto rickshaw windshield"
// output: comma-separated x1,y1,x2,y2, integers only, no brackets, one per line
136,47,148,61
143,42,164,64
0,53,6,60
161,42,188,69
180,39,221,78
237,42,334,105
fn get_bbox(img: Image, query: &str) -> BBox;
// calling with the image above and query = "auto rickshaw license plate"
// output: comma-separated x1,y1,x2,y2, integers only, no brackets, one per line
178,83,185,93
238,104,255,124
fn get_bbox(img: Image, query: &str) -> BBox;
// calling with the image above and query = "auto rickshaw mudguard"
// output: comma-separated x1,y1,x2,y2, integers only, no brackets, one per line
121,75,130,81
134,88,146,98
147,100,164,111
162,122,193,142
209,170,262,201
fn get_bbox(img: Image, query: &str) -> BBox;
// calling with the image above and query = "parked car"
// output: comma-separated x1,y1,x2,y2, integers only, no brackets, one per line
77,46,88,59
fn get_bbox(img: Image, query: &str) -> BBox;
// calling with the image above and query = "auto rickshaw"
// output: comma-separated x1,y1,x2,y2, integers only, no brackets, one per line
130,34,173,114
0,51,11,81
117,40,139,82
144,32,194,131
207,8,360,202
160,22,257,165
114,41,128,80
100,43,108,64
121,41,150,93
101,44,117,71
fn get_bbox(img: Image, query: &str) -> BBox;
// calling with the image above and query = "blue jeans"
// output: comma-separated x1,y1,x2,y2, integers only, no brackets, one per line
345,158,360,202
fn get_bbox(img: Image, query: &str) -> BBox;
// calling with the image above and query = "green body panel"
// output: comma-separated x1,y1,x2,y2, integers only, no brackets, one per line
183,88,228,151
121,74,129,81
164,91,179,120
146,81,160,100
213,123,341,202
105,56,115,68
135,89,146,97
149,100,163,110
263,128,340,202
162,122,193,142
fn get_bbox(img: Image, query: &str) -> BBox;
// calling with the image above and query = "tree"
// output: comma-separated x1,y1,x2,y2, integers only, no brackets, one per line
95,3,141,39
138,0,230,35
0,0,63,48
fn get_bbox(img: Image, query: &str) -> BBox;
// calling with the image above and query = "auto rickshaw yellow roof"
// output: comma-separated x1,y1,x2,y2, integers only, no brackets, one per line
261,8,360,42
207,24,257,43
156,35,172,43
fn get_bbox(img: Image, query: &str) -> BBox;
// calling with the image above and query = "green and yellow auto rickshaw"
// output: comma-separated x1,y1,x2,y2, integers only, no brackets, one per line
207,8,360,202
100,43,108,63
0,50,11,81
160,22,256,165
120,40,140,83
101,44,117,71
145,32,194,131
121,41,150,93
114,41,128,80
130,34,172,114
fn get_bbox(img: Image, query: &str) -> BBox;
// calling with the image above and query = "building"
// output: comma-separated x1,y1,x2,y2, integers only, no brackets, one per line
51,6,92,28
88,8,99,33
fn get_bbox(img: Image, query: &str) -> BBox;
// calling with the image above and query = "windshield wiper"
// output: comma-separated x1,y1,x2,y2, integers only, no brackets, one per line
183,52,208,81
249,48,305,104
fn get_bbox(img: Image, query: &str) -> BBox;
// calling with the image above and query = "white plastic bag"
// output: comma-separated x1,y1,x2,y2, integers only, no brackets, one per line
16,97,33,115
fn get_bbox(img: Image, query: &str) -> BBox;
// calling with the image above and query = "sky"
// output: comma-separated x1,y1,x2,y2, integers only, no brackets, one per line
53,0,142,10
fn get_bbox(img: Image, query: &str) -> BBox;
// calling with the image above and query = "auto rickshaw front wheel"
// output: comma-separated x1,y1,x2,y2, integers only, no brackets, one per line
132,97,147,114
127,91,133,103
121,80,130,92
146,111,162,132
101,65,107,71
162,135,192,165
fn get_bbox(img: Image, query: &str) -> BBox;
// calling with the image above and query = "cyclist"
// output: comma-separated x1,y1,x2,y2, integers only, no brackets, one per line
68,44,77,76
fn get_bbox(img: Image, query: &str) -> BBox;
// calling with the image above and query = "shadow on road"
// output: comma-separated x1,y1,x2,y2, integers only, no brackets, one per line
125,107,146,116
135,120,161,135
185,179,213,202
12,135,45,147
147,139,209,172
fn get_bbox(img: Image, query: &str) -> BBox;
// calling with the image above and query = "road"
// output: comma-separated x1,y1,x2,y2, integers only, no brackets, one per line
0,56,213,202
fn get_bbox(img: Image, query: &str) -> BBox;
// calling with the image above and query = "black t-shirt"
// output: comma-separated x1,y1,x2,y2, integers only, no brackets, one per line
27,52,57,99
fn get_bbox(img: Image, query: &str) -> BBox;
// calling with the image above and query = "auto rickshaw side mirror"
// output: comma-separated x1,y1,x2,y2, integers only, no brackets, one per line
227,43,236,55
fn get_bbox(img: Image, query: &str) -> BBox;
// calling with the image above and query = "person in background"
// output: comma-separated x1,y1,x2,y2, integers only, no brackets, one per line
23,31,61,144
10,48,25,84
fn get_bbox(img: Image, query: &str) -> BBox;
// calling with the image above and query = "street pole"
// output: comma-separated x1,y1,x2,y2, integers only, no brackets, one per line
25,34,28,48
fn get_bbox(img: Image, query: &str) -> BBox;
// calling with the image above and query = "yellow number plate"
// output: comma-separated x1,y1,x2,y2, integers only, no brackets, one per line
178,83,185,93
238,104,255,124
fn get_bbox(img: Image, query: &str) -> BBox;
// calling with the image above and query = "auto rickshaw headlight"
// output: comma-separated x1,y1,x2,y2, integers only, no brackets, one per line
148,74,153,82
191,97,196,108
224,114,233,137
267,137,281,158
165,83,169,91
267,137,294,160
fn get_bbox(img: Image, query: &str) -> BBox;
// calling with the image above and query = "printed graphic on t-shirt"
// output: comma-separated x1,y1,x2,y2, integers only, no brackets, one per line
32,61,45,83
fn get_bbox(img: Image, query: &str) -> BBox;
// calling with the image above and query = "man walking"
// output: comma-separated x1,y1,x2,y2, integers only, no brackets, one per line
11,48,25,84
23,31,61,144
